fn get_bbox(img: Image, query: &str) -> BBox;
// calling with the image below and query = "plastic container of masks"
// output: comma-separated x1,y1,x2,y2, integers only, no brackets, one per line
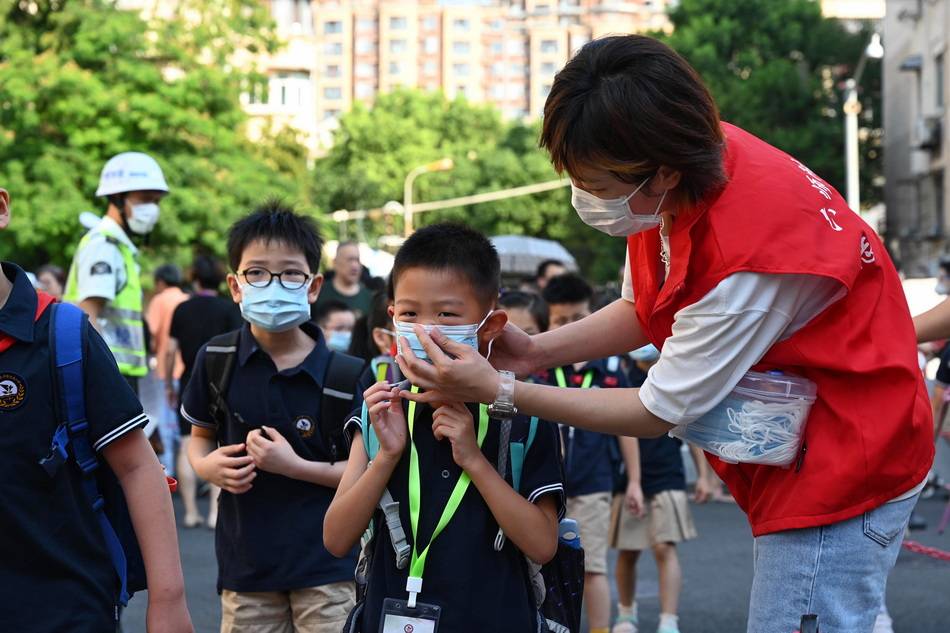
668,370,817,467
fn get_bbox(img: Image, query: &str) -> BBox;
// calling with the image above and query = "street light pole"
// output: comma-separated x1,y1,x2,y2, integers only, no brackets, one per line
403,158,454,237
843,32,883,212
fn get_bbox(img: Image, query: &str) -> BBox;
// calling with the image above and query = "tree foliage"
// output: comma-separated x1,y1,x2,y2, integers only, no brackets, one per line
0,0,310,274
314,89,625,282
663,0,882,206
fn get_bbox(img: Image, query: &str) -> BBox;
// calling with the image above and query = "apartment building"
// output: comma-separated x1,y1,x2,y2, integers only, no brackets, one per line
883,0,949,275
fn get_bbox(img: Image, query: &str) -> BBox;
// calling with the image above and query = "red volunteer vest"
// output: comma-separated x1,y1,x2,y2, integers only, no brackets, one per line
629,123,934,536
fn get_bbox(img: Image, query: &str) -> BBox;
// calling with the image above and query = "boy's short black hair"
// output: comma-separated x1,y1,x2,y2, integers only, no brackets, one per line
154,263,182,287
542,273,593,306
498,290,550,333
391,223,501,305
314,300,353,326
536,259,564,281
226,200,323,273
191,254,226,290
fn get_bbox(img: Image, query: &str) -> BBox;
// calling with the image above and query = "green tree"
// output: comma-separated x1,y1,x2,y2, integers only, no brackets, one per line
0,0,310,275
314,89,624,282
662,0,882,206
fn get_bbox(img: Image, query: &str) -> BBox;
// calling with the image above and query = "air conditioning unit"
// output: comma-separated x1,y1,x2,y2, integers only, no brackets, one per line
916,115,943,151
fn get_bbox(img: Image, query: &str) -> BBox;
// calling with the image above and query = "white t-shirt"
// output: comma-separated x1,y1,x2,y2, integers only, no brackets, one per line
72,217,137,303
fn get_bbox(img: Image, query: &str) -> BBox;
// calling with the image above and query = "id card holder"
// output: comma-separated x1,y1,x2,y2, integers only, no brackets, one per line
379,598,441,633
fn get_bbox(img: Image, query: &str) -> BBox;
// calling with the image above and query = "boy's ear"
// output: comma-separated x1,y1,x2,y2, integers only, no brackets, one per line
307,273,324,304
479,309,508,347
372,327,395,357
0,188,9,230
226,273,242,304
387,304,395,319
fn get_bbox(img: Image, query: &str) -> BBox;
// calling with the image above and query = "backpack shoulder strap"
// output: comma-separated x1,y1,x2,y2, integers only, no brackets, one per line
321,351,366,462
204,330,241,427
44,302,131,606
511,416,539,495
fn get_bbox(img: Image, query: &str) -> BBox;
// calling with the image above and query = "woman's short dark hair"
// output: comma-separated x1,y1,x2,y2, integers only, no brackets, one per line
540,35,726,203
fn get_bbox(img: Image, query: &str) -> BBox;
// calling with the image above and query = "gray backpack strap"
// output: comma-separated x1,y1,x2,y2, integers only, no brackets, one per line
493,417,513,551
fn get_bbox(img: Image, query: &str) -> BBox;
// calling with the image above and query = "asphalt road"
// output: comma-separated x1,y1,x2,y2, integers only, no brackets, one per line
123,453,950,633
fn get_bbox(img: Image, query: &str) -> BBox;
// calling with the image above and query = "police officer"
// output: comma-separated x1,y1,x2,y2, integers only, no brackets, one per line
64,152,169,394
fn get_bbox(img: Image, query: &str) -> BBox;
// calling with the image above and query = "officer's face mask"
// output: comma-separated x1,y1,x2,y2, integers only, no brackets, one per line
394,311,494,363
126,202,160,235
571,176,667,237
239,279,312,333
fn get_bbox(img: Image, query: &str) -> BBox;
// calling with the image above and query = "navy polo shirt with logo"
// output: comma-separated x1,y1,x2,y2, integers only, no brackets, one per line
344,402,565,633
181,322,359,593
0,263,148,632
538,358,629,497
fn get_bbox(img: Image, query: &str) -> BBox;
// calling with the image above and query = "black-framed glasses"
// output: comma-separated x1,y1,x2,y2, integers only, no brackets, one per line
238,267,312,290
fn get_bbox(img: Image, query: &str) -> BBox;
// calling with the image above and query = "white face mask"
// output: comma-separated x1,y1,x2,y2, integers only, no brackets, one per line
127,202,160,235
394,311,494,363
571,176,667,237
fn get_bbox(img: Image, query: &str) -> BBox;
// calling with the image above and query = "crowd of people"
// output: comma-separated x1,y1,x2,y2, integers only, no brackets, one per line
2,33,944,633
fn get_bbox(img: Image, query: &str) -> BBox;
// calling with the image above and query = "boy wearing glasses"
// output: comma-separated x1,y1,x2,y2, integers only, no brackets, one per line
183,201,357,633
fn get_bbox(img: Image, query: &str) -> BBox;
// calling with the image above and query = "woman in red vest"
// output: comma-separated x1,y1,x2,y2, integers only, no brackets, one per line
396,36,934,632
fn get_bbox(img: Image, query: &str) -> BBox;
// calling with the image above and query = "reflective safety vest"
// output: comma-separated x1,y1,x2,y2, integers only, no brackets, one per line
64,226,147,377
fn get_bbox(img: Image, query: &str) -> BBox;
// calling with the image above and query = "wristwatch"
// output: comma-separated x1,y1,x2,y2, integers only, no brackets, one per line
487,370,518,419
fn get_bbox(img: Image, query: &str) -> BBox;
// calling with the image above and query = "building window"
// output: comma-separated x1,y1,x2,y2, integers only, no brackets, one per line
390,39,407,54
271,0,313,35
423,15,439,31
490,19,504,31
356,83,375,99
324,42,343,56
535,3,551,13
271,71,311,109
491,84,506,100
324,109,341,120
510,62,526,75
541,61,557,75
540,83,552,98
453,41,471,55
355,62,375,78
457,85,468,97
245,78,268,105
540,39,558,54
323,86,342,100
937,52,945,109
424,36,439,54
423,60,439,75
323,20,343,35
490,41,503,55
491,62,505,76
357,17,376,31
325,64,341,78
453,63,471,77
389,16,408,30
389,62,401,75
453,18,470,31
355,39,375,54
507,39,526,55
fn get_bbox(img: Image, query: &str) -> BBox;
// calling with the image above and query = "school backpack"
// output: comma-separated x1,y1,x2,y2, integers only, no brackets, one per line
347,402,585,633
39,302,146,606
203,329,366,463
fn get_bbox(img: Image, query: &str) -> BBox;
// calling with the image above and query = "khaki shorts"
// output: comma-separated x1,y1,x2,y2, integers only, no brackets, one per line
221,581,355,633
567,491,612,574
609,489,698,551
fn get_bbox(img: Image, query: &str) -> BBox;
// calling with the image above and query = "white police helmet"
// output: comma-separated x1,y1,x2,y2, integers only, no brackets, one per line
96,152,169,197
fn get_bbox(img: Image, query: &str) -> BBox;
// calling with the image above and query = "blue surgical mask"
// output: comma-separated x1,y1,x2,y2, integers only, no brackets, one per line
394,311,493,363
239,281,311,332
327,330,352,352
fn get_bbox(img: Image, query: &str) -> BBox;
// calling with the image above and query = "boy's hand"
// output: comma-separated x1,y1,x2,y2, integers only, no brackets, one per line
365,381,408,461
247,426,299,477
693,475,713,504
147,595,193,633
194,443,256,494
432,402,484,471
625,481,646,518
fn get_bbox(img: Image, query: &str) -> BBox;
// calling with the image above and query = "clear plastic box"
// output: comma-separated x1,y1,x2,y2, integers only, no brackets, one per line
668,370,818,467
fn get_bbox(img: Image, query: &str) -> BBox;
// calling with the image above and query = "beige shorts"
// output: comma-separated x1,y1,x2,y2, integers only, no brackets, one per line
609,489,698,551
567,491,612,574
221,581,355,633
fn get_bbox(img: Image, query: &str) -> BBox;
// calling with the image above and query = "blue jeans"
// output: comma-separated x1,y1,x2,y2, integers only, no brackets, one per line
747,493,918,633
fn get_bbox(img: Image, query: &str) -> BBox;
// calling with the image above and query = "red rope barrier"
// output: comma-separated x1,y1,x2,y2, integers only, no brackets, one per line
902,539,950,562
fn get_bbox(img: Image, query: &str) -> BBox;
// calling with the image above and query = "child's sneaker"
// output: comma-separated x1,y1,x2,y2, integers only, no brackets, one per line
612,615,638,633
657,613,680,633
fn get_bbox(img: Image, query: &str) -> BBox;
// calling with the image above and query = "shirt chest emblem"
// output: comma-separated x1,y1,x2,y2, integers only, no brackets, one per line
0,373,27,411
295,415,316,438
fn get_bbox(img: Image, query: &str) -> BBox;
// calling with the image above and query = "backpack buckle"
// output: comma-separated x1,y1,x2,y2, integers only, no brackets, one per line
78,456,99,474
39,424,70,478
67,420,89,435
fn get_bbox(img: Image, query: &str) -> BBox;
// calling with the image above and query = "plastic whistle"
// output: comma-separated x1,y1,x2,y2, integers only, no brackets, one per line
406,576,423,608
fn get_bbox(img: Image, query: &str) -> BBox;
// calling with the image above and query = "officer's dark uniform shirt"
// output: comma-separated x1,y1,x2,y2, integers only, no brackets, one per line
627,364,687,497
0,263,147,632
181,321,359,593
345,401,564,633
538,358,628,497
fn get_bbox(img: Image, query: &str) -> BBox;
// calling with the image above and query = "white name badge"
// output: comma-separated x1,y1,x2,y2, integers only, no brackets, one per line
380,598,440,633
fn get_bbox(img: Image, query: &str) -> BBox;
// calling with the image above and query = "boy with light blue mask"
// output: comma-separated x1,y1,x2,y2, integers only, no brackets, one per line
325,223,565,633
181,201,360,633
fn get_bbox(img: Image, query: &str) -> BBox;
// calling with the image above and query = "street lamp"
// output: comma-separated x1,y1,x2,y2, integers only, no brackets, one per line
403,157,455,237
844,32,884,212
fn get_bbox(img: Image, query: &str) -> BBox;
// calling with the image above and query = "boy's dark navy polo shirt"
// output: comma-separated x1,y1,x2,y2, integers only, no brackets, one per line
0,263,147,632
538,358,629,497
627,365,687,497
181,321,359,593
345,403,564,633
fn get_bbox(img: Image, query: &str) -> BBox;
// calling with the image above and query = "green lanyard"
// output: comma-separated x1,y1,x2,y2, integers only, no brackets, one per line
555,367,594,390
405,387,489,607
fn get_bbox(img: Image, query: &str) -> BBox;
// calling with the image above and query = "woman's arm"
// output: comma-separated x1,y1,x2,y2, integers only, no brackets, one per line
915,298,950,343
